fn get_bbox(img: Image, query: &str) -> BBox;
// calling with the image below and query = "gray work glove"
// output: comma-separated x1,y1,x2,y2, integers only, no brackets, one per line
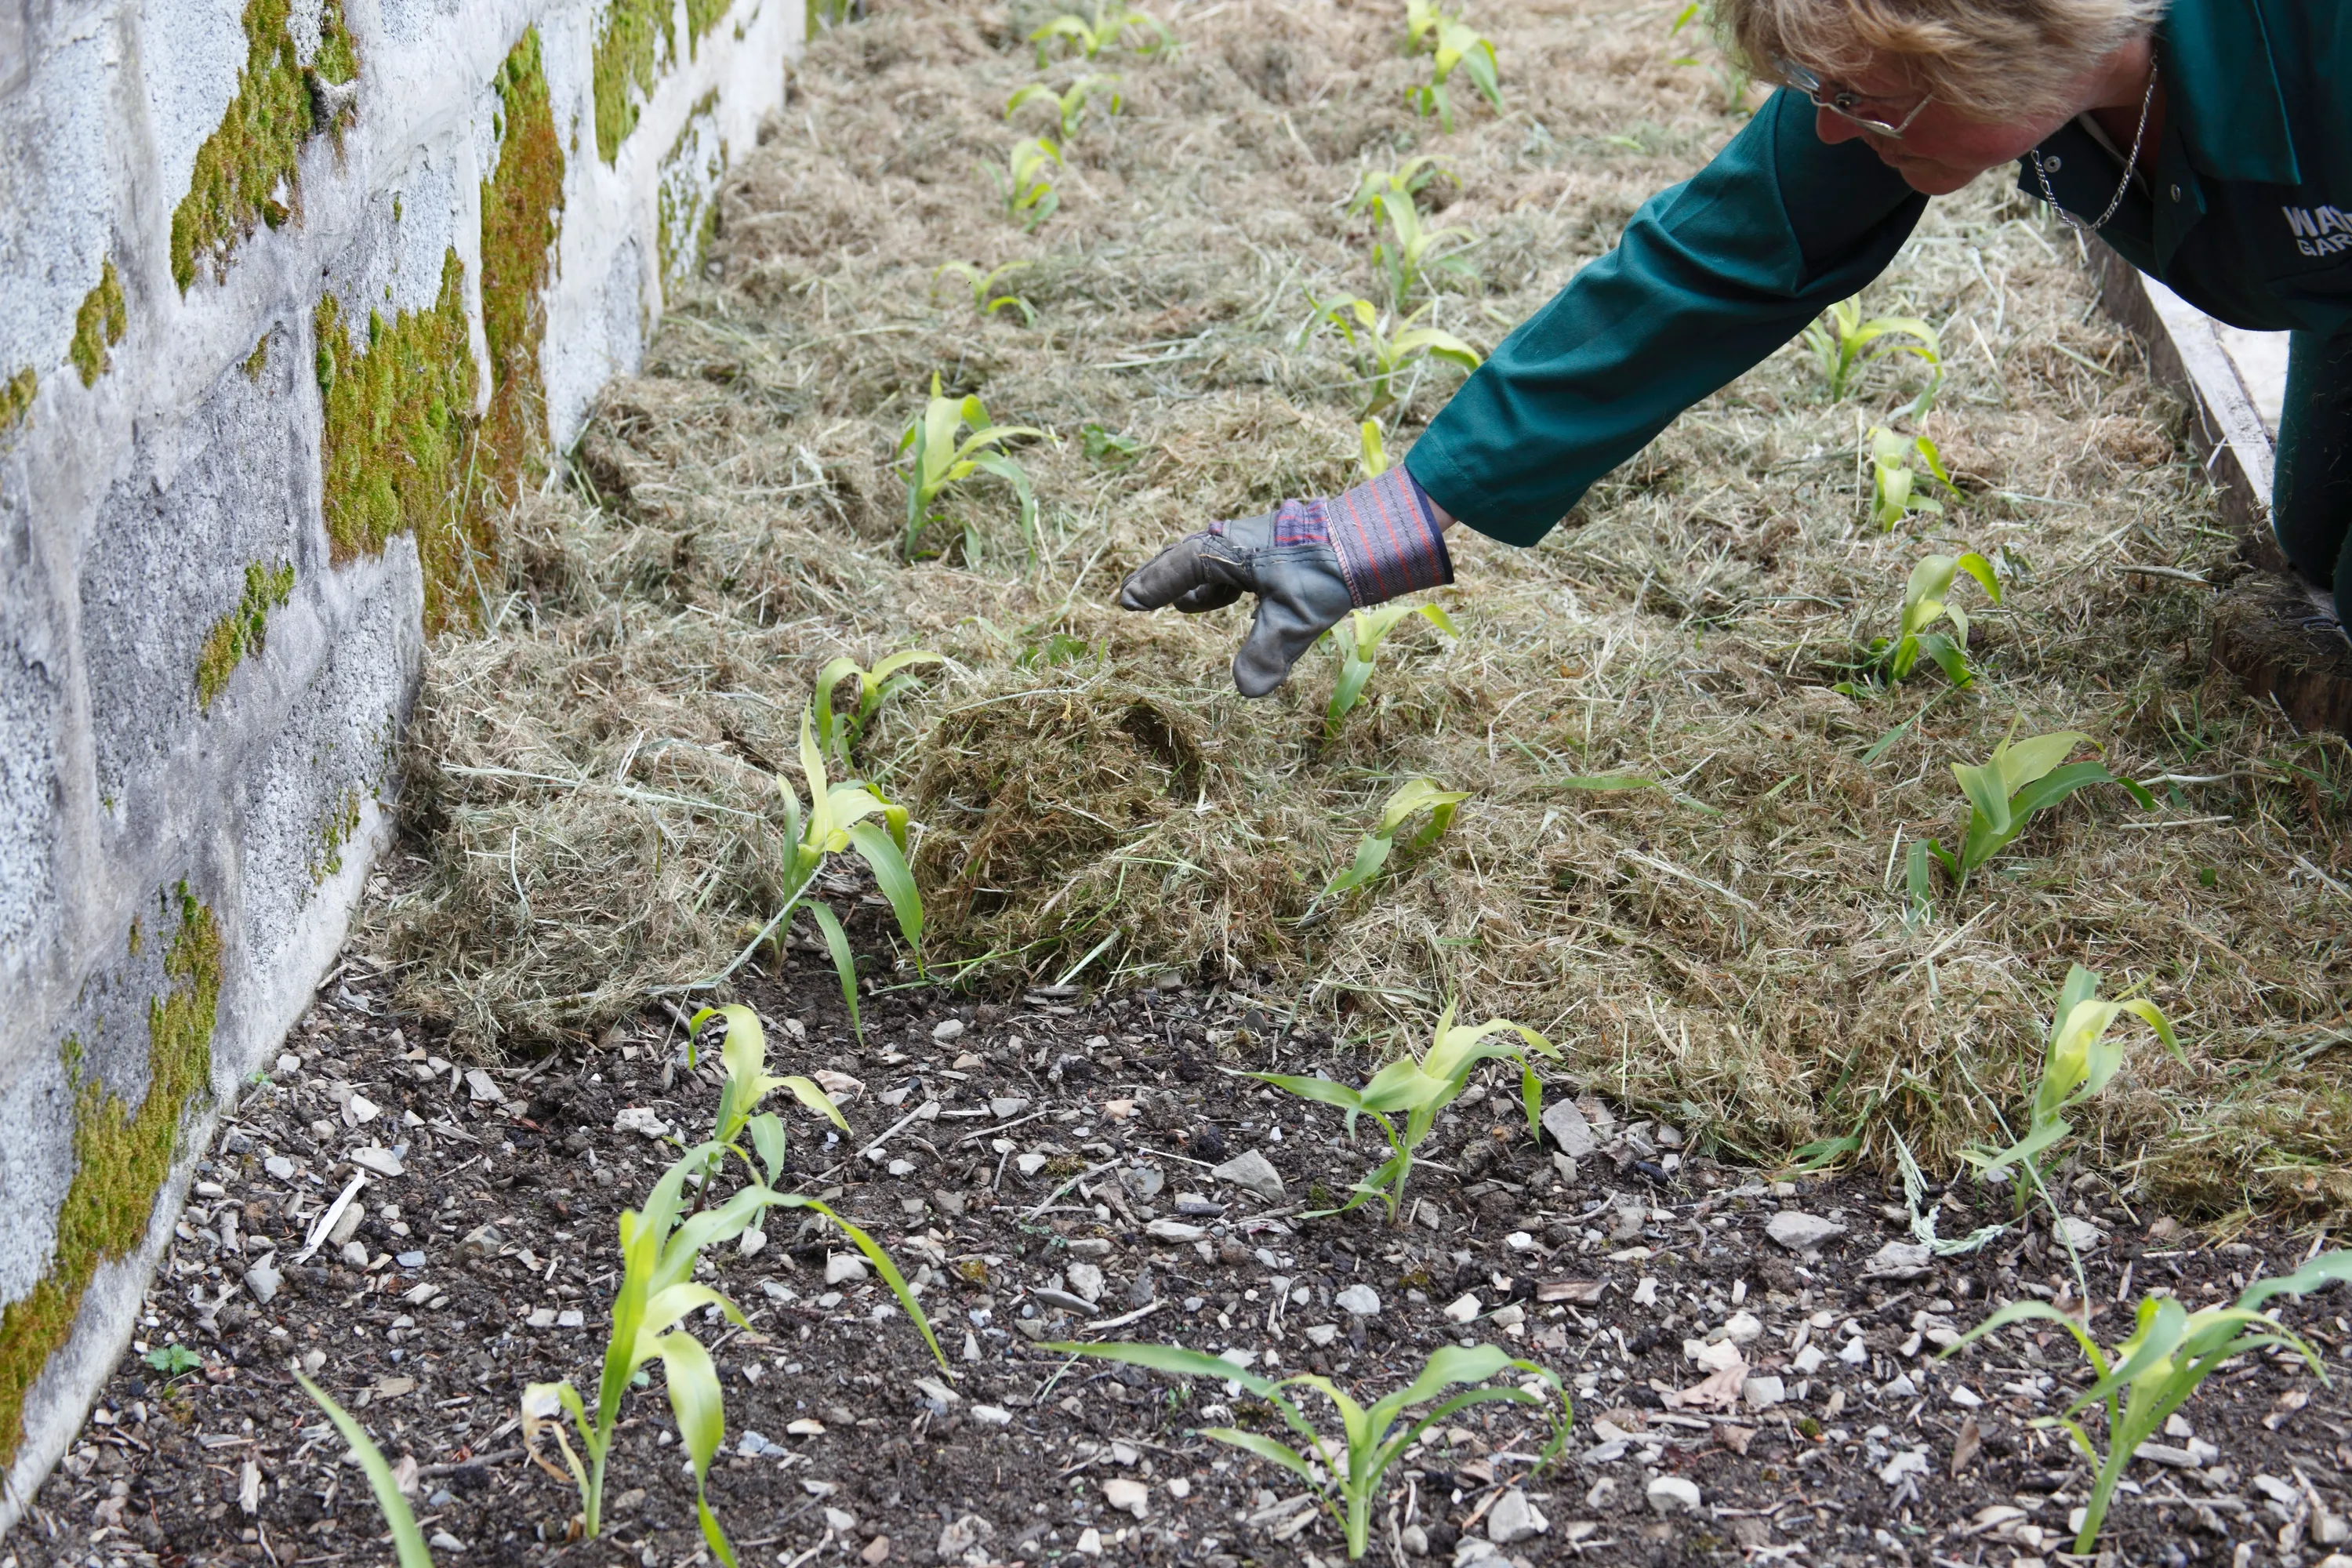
1116,466,1454,697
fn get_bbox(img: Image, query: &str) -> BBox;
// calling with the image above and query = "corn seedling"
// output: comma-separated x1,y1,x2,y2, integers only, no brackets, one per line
523,1140,944,1555
1345,155,1454,219
1306,294,1480,418
1802,297,1940,404
1044,1341,1568,1559
1867,426,1961,530
1028,0,1171,65
1918,725,2154,892
931,261,1036,326
713,708,921,1036
1357,419,1388,480
1324,777,1468,899
899,374,1041,560
1369,183,1478,307
684,1004,849,1191
1403,0,1502,131
296,1374,434,1568
814,649,942,768
1944,1252,2352,1553
1005,73,1122,138
1250,1001,1554,1222
987,136,1062,233
1878,551,1999,684
1961,965,2181,1208
1323,602,1457,738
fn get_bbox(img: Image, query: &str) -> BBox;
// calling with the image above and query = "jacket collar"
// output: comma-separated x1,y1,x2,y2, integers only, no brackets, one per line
2161,0,2301,186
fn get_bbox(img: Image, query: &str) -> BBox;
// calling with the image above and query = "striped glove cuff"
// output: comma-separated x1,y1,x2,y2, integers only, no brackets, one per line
1265,466,1454,607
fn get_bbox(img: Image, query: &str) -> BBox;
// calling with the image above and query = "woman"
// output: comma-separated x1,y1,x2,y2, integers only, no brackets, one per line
1120,0,2352,713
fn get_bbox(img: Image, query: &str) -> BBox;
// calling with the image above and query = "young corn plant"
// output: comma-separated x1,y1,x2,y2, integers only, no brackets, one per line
813,649,942,769
1403,0,1502,131
1347,165,1476,307
1323,778,1468,900
1959,964,2182,1212
1944,1252,2352,1554
717,708,922,1036
1803,297,1940,404
987,136,1062,233
1345,155,1453,219
1306,294,1481,418
1040,1342,1569,1560
931,261,1036,326
1005,73,1123,139
1877,551,1999,685
1357,419,1389,480
899,374,1042,561
1028,0,1171,65
1250,1002,1555,1222
522,1141,944,1557
1323,602,1457,739
685,1004,849,1192
1915,725,2154,894
1867,426,1962,530
296,1374,434,1568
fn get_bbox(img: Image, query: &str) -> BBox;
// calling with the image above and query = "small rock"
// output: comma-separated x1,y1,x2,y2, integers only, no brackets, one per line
971,1405,1012,1427
1174,1193,1225,1217
347,1094,381,1125
937,1515,992,1557
1687,1338,1744,1374
1066,1263,1106,1304
1147,1218,1207,1243
1334,1283,1381,1317
459,1225,503,1258
1765,1212,1845,1252
1167,1478,1192,1500
1646,1476,1702,1515
1122,1165,1166,1200
2052,1216,2104,1251
737,1430,786,1458
1401,1523,1429,1555
1880,1449,1929,1485
1838,1336,1868,1365
1073,1526,1102,1557
339,1240,369,1268
556,1309,583,1328
739,1227,767,1258
243,1260,282,1305
826,1254,869,1286
1015,1152,1049,1178
1949,1385,1984,1409
1486,1488,1548,1544
526,1308,557,1328
427,1530,466,1553
464,1069,502,1102
1631,1277,1658,1307
1865,1240,1935,1279
1741,1375,1786,1411
1609,1200,1646,1241
931,1019,965,1043
1882,1372,1919,1399
1067,1237,1113,1258
1541,1100,1595,1160
823,1506,858,1532
349,1146,405,1178
1210,1149,1285,1203
329,1203,367,1247
612,1107,668,1140
786,1417,826,1436
860,1537,890,1566
275,1054,301,1075
263,1156,296,1181
1792,1345,1826,1374
1717,1310,1763,1345
1305,1324,1340,1347
1443,1294,1481,1323
991,1097,1029,1119
1103,1478,1150,1519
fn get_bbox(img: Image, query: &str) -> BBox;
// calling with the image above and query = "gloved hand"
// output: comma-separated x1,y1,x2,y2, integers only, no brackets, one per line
1117,466,1454,696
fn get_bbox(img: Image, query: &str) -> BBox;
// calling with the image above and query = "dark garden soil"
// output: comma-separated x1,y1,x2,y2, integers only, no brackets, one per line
13,880,2352,1568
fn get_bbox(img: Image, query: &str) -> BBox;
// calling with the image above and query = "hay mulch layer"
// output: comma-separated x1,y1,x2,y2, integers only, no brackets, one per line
372,0,2350,1214
16,954,2352,1568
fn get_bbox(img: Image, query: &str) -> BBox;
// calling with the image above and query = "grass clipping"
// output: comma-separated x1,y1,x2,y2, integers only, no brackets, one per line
372,0,2352,1214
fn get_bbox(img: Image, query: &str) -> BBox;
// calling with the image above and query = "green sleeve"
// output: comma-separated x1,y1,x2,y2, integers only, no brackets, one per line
1404,88,1928,546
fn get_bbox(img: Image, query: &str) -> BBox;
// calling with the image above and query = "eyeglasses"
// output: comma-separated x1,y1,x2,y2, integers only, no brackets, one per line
1774,56,1933,138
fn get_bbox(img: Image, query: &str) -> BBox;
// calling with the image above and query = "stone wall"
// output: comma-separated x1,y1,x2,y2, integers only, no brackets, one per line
0,0,798,1523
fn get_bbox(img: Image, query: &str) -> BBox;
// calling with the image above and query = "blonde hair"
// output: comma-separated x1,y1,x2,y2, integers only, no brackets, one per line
1717,0,2165,120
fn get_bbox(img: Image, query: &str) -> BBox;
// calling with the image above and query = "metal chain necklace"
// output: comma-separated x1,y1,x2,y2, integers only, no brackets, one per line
2031,53,2160,234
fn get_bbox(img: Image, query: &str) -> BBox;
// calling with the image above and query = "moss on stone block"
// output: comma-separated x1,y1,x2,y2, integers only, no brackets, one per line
655,89,724,290
170,0,360,292
243,334,270,382
308,786,365,884
0,887,220,1474
194,560,296,710
71,261,128,388
315,250,479,635
478,27,565,511
686,0,734,55
0,367,31,437
591,0,677,164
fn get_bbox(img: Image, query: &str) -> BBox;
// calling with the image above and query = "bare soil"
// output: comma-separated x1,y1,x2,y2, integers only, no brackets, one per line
14,937,2352,1568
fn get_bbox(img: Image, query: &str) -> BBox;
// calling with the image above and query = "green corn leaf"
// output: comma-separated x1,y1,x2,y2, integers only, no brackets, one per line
846,818,923,949
747,1112,788,1185
296,1374,435,1568
807,899,863,1042
776,1076,848,1131
1245,1072,1369,1114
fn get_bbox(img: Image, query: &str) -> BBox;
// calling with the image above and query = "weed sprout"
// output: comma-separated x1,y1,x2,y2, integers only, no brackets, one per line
1043,1342,1569,1559
1945,1252,2352,1553
1251,1001,1554,1222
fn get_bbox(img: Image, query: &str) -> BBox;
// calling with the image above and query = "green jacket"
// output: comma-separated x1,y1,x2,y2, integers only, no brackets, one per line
1408,0,2349,545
